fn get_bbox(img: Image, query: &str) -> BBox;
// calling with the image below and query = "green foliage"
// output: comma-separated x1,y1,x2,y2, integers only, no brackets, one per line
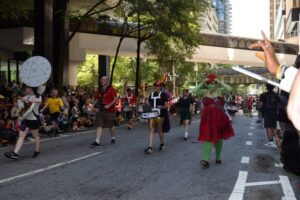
0,0,28,21
111,56,135,84
116,0,208,63
112,57,159,88
231,84,251,96
144,0,208,62
77,55,99,87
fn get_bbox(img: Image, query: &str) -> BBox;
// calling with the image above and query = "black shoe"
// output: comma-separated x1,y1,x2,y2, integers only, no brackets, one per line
90,141,100,147
111,138,116,144
200,160,209,169
32,151,40,158
4,151,20,159
144,147,153,154
183,137,188,140
159,143,165,151
216,160,222,164
54,129,59,137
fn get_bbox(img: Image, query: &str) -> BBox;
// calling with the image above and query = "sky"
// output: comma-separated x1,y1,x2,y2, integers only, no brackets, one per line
230,0,270,39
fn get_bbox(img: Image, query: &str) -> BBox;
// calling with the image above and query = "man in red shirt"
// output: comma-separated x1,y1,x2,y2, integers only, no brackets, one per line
90,76,118,146
122,88,137,130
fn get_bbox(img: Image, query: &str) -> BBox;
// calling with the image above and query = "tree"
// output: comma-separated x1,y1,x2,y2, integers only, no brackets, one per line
77,55,99,87
0,0,28,21
119,0,209,95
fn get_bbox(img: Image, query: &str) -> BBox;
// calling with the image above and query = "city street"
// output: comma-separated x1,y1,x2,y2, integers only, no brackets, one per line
0,113,299,200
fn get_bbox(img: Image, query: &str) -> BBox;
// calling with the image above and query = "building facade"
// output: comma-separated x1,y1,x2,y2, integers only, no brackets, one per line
201,5,219,33
212,0,232,34
271,0,299,44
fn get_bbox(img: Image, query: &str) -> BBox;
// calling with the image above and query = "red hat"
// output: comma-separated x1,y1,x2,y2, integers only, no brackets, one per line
153,80,163,87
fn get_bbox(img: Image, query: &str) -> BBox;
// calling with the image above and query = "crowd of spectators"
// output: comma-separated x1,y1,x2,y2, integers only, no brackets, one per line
0,82,102,144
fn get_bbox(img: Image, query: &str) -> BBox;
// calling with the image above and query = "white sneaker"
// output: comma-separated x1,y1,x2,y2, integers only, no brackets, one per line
264,141,277,148
269,142,277,148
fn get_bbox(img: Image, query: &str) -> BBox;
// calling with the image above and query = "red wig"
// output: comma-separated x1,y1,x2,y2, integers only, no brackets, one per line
206,73,217,84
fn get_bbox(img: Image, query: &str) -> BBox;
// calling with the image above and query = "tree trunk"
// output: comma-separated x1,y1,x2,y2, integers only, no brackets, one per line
110,37,125,85
135,0,141,96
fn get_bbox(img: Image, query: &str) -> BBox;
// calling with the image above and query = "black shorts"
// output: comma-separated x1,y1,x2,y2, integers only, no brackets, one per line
264,114,277,129
125,111,133,119
21,120,40,131
50,112,60,121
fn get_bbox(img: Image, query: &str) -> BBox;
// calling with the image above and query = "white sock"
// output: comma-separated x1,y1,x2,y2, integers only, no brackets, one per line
184,132,189,138
111,137,116,140
96,139,100,144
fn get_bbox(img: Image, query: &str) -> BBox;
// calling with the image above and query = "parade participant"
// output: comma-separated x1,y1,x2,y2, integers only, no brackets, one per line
249,31,300,130
90,76,118,146
246,95,254,117
41,89,64,137
161,84,171,133
177,89,194,140
122,88,137,130
144,80,168,154
259,84,280,148
4,86,42,159
193,73,234,168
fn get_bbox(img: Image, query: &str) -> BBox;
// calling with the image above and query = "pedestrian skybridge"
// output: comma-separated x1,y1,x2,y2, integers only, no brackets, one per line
216,67,276,84
67,21,299,67
0,22,299,85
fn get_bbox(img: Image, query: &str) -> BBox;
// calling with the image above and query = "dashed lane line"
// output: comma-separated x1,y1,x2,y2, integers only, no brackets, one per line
241,157,250,164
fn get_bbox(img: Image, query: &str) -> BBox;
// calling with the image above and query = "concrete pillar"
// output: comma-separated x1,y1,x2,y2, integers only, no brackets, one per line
53,0,69,90
68,61,80,86
33,0,53,65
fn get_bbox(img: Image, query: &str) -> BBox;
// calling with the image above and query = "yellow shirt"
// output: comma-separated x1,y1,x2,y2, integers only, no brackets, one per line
45,97,64,114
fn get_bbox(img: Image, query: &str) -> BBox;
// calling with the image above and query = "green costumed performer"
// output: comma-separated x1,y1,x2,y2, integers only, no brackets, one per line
193,73,235,169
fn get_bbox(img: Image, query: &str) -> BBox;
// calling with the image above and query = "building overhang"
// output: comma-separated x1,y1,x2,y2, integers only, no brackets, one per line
0,27,298,67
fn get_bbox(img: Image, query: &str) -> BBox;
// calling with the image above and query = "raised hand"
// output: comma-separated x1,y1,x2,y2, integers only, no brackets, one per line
249,31,280,75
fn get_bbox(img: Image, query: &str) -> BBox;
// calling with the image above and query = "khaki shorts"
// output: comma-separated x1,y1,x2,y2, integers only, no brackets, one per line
148,117,164,132
95,111,116,128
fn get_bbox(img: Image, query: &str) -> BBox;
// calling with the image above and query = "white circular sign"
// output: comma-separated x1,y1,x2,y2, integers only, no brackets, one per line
20,56,52,87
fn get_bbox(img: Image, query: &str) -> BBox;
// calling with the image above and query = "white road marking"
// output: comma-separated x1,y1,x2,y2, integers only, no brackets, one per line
248,133,253,136
246,141,252,146
279,176,296,199
229,171,297,200
241,157,250,164
250,127,254,130
0,152,102,185
229,171,248,200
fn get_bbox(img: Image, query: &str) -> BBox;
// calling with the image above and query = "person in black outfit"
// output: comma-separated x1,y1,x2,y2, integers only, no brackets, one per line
259,84,279,147
144,81,168,154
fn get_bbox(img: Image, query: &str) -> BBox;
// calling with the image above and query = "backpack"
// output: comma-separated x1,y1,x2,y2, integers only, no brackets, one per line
264,92,278,112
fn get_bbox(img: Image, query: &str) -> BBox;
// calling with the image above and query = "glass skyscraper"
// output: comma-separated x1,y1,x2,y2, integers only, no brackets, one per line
212,0,232,34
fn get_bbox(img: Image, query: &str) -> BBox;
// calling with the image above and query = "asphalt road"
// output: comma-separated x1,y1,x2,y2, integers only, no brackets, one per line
0,112,299,200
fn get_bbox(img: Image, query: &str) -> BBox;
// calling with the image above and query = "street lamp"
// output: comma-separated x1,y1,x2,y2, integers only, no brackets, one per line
194,62,198,86
168,61,179,96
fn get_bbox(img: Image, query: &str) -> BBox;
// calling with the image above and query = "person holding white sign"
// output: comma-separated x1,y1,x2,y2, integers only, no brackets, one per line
4,86,42,159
